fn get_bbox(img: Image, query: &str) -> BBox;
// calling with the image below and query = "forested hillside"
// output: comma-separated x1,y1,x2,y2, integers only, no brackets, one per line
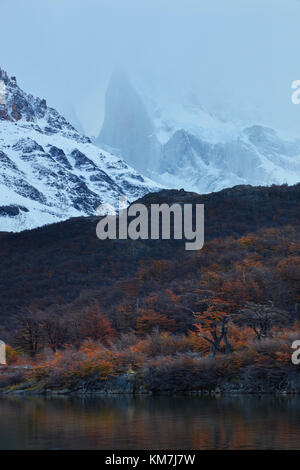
0,183,299,394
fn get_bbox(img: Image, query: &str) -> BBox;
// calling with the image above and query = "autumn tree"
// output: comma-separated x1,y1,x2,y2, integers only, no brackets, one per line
81,302,115,344
136,292,177,335
40,307,71,352
136,310,176,335
194,298,233,357
13,308,43,357
276,257,300,313
237,301,290,340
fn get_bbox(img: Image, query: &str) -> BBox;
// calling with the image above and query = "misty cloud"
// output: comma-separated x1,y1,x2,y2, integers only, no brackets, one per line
1,0,300,136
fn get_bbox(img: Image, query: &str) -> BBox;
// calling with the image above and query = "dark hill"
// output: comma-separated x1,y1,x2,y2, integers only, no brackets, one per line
0,183,299,332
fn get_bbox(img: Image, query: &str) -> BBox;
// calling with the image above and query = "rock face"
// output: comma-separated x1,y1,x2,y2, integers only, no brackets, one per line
97,72,300,193
160,126,300,193
97,70,161,172
0,68,160,232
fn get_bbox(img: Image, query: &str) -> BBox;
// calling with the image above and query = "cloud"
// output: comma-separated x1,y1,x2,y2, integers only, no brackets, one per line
1,0,300,135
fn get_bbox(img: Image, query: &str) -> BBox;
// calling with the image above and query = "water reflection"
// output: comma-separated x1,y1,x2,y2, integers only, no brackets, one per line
0,395,299,449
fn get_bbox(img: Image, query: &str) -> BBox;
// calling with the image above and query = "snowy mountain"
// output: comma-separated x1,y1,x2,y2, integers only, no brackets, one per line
97,69,161,172
159,124,300,193
0,68,160,232
97,72,300,193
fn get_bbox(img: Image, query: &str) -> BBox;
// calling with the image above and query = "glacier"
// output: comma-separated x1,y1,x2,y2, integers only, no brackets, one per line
97,71,300,193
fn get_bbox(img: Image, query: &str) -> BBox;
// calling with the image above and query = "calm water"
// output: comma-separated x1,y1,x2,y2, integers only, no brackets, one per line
0,395,300,450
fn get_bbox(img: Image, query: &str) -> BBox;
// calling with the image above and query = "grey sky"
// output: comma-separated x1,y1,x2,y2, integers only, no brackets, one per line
1,0,300,136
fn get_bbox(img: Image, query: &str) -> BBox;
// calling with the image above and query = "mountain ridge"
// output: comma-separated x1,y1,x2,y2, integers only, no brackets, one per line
0,68,160,232
96,72,300,193
0,182,299,335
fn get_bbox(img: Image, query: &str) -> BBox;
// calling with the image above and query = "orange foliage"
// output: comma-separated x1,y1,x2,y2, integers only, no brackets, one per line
136,311,176,335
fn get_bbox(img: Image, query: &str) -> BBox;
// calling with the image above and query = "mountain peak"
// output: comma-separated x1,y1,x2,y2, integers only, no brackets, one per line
97,70,161,172
0,66,48,123
0,68,160,232
0,68,11,85
0,66,92,145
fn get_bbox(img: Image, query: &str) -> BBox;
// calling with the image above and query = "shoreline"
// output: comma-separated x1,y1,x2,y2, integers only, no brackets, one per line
1,388,299,397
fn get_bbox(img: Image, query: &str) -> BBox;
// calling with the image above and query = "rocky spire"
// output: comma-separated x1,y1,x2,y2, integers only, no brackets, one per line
0,68,9,85
97,69,161,172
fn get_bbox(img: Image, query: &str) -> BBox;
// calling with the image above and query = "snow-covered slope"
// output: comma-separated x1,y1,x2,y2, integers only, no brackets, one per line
158,125,300,193
97,72,300,193
0,68,160,232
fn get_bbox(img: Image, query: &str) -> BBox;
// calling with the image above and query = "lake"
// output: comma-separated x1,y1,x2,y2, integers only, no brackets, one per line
0,395,299,450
